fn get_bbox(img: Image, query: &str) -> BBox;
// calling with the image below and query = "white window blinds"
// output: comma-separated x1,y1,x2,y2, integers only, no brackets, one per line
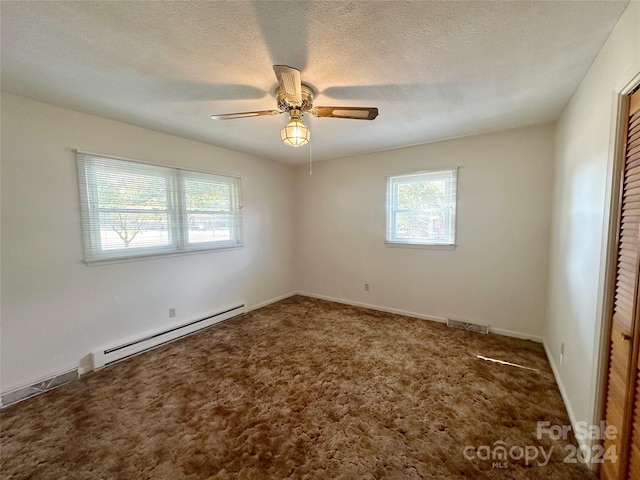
76,152,242,262
386,168,457,246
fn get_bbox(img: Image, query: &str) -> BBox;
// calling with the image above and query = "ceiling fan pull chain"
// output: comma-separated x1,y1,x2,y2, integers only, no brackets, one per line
309,142,313,175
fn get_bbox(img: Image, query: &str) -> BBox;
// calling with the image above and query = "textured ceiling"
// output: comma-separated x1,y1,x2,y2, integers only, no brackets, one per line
0,1,630,164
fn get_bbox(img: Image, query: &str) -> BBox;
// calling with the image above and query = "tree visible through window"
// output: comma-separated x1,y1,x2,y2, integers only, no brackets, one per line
95,167,171,250
386,168,457,246
77,153,242,262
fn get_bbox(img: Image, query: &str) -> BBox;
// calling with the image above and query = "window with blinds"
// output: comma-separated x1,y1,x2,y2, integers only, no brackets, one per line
76,152,242,263
386,168,457,246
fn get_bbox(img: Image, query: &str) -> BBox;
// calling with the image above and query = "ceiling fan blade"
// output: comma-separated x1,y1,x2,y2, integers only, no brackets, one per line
311,106,379,120
210,110,283,120
273,65,302,104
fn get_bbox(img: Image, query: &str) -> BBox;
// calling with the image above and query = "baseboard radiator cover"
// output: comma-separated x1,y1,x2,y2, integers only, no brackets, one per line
91,303,245,370
447,317,489,334
1,369,79,408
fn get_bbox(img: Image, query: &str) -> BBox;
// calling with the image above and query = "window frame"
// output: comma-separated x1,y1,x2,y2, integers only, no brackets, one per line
181,170,242,250
385,167,458,248
76,152,243,264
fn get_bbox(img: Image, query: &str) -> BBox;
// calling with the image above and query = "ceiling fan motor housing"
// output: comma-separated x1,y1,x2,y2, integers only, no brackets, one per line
277,84,314,113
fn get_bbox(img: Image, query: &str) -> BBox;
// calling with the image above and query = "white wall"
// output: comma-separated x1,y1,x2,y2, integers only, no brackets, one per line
0,94,296,392
546,1,640,437
295,124,555,339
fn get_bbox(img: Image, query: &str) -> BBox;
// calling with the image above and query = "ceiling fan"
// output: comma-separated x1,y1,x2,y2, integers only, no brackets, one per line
211,65,379,147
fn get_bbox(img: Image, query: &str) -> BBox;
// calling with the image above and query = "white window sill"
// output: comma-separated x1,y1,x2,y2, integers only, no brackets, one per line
384,242,457,251
84,244,244,266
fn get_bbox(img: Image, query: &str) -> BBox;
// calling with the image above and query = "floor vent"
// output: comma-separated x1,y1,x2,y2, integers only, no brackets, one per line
91,303,245,370
1,369,78,408
447,318,489,334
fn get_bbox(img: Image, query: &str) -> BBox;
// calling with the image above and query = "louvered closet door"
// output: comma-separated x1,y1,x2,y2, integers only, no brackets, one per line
629,364,640,479
625,92,640,480
601,89,640,480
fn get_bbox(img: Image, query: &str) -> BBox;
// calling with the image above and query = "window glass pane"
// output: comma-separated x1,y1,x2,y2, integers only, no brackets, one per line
395,210,448,241
187,213,231,244
397,178,447,210
99,212,171,250
96,169,168,210
184,179,230,211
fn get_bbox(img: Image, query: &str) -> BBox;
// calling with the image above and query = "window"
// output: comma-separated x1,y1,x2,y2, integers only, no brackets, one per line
77,152,242,262
386,168,457,246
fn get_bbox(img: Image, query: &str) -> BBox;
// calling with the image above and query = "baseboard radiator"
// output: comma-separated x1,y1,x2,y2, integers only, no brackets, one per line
91,303,245,370
447,317,489,334
1,369,79,408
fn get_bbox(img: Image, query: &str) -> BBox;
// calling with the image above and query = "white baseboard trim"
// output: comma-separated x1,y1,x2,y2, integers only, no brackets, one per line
296,291,544,343
543,340,590,455
296,291,449,323
248,291,298,311
490,327,544,343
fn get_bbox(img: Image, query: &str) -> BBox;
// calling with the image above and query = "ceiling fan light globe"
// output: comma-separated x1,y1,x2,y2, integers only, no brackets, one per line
280,118,310,147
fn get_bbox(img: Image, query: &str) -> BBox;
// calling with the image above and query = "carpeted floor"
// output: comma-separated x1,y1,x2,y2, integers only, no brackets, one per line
1,296,596,479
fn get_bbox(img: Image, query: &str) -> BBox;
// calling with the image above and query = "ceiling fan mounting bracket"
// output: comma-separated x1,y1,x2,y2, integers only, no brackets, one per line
277,83,314,113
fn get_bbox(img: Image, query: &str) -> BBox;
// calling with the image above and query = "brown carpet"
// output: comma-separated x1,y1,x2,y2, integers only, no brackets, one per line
1,296,596,479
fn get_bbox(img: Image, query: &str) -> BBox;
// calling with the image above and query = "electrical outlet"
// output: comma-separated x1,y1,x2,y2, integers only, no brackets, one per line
169,307,176,318
560,342,564,366
364,283,370,292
